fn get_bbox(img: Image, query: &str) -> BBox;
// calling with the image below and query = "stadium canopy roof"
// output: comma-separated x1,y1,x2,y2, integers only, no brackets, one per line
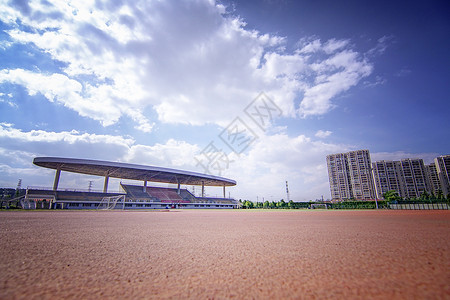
33,157,236,187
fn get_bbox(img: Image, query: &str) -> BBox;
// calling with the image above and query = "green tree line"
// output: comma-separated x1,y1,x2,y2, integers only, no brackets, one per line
382,190,450,204
239,199,390,209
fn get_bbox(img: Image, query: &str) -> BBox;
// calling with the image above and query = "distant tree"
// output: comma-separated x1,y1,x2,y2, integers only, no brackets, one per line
436,190,444,201
244,200,254,209
277,199,286,209
429,191,436,202
288,200,294,209
382,190,401,202
420,191,430,201
263,200,269,209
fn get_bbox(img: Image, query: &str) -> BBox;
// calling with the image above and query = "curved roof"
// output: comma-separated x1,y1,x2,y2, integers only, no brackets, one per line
33,157,236,186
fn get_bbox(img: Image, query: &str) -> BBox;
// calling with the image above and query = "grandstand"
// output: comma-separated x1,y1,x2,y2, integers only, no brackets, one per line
120,184,237,209
25,157,238,209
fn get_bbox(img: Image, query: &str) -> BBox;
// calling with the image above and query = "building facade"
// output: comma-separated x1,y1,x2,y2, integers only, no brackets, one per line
435,155,450,196
372,158,429,199
399,159,428,199
425,163,441,196
327,150,376,201
328,151,450,201
327,153,352,200
372,160,403,200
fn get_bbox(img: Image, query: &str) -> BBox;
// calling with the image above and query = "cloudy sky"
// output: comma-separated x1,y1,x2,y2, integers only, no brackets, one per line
0,0,449,201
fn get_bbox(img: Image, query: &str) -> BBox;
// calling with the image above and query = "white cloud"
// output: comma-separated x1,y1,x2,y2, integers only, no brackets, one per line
367,35,394,57
323,39,350,54
363,75,386,88
298,38,322,54
125,139,201,169
315,130,332,138
0,97,18,108
0,0,373,129
299,49,372,117
0,123,134,146
395,68,412,77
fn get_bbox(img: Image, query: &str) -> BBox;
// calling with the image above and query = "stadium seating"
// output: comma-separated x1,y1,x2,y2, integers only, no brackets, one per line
25,186,237,209
120,184,191,203
145,186,190,203
120,184,156,202
179,189,196,202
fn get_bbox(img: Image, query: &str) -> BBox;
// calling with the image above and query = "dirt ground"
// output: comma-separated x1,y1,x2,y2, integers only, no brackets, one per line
0,209,449,299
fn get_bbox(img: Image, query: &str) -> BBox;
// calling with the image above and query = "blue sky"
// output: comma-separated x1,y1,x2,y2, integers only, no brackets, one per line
0,0,449,201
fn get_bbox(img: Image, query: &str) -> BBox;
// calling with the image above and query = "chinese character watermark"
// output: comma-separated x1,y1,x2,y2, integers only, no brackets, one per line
219,117,258,154
244,92,282,130
194,142,233,176
196,92,282,176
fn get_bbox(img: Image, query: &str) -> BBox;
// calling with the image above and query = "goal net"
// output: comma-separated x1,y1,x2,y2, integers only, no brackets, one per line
310,203,328,209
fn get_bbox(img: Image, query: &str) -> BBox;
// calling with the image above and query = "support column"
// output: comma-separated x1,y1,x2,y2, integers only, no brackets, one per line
53,168,61,191
223,185,226,198
143,180,147,192
177,181,181,195
201,181,205,198
103,175,109,193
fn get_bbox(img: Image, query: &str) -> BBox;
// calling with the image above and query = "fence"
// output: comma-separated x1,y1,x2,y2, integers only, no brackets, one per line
390,203,449,210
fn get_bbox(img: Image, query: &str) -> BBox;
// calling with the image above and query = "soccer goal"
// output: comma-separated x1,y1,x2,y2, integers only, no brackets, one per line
310,203,328,209
97,195,126,210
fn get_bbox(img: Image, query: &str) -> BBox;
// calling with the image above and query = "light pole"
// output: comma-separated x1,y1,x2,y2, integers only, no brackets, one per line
371,166,378,209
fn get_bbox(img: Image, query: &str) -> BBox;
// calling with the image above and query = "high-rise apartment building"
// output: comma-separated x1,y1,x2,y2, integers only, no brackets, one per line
327,153,352,200
435,155,450,196
371,158,428,199
425,163,441,196
372,160,403,199
328,151,450,200
399,159,428,199
327,150,376,201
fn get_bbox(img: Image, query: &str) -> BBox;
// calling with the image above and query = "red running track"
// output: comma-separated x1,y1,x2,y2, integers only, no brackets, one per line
0,210,449,299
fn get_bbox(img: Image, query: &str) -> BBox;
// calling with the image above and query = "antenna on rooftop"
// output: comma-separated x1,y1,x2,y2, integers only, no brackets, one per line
286,180,290,202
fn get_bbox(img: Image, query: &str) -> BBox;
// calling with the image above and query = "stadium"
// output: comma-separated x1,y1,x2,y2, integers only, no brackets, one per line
22,157,238,210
